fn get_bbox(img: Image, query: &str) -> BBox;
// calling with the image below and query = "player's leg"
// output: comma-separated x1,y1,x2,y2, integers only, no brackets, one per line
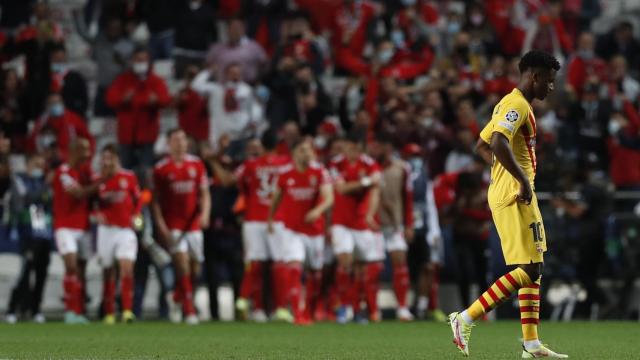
115,227,138,323
356,230,385,322
97,225,116,324
331,225,355,324
76,232,92,317
384,227,412,321
302,235,324,324
268,222,293,321
183,231,204,324
237,222,267,320
281,229,304,323
56,230,85,324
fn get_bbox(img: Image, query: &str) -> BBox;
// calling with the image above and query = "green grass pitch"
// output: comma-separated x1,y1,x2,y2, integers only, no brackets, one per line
0,321,638,359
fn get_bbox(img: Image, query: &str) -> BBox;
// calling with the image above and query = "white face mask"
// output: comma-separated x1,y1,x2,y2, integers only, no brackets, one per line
189,1,202,10
378,49,394,65
314,136,327,149
608,119,622,135
132,62,149,76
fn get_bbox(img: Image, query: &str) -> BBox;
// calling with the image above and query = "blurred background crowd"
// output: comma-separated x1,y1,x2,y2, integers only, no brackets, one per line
0,0,639,323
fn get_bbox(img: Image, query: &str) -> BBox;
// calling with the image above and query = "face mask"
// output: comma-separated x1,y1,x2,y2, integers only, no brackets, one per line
49,103,64,117
391,30,405,48
470,14,484,26
401,0,416,6
189,1,201,10
51,62,67,73
132,62,149,76
421,117,434,128
255,85,270,103
578,50,594,60
30,168,44,178
447,22,461,34
608,119,622,135
378,49,394,65
314,136,327,149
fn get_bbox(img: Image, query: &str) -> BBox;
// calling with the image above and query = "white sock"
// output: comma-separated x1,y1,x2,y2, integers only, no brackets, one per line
524,339,542,350
460,310,473,325
417,296,428,312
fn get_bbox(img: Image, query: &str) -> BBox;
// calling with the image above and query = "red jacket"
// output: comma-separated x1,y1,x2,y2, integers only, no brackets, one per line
106,71,171,145
28,109,94,161
177,88,209,142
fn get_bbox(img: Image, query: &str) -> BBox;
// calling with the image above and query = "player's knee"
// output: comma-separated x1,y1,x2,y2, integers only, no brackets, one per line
519,263,542,283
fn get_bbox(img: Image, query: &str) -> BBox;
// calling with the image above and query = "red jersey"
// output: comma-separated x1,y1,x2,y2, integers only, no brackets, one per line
276,162,331,236
97,169,140,228
52,162,94,230
328,154,380,230
153,155,208,231
235,153,290,222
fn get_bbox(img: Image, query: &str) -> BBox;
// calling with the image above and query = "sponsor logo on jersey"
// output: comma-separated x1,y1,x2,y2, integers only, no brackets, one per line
119,178,128,189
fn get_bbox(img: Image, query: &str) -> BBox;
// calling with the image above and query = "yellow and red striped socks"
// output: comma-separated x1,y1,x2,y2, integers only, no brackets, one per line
461,267,533,323
520,277,541,348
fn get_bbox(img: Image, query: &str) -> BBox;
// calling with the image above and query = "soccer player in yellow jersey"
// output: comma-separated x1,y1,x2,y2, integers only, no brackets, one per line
449,50,568,358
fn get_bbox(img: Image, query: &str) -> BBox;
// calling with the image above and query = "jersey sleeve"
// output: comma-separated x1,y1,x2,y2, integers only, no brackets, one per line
480,98,528,143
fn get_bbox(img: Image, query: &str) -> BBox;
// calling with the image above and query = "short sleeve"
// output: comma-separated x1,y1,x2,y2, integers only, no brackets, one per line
480,98,528,143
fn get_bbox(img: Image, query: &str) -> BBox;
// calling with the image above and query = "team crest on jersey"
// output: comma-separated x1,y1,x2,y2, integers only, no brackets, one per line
188,167,196,178
505,110,519,122
119,178,128,189
287,178,295,186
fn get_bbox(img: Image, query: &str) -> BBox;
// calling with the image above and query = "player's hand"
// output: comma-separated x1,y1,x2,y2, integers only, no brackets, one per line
304,209,321,224
156,223,172,248
517,181,533,205
200,214,210,230
365,214,380,231
404,227,415,243
148,93,158,106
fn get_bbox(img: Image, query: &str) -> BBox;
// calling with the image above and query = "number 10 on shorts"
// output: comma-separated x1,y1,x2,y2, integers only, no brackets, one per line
529,222,543,242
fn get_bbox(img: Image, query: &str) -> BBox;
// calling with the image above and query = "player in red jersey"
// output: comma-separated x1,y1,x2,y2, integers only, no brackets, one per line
268,139,334,325
328,133,385,323
211,131,290,322
95,144,140,324
52,138,99,324
151,128,211,325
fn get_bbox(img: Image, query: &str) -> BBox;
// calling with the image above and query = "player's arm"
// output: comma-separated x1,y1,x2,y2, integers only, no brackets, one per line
64,175,103,199
267,186,283,232
199,182,211,230
402,166,415,242
209,157,237,187
150,173,172,247
475,138,493,165
365,185,381,231
305,183,334,224
334,172,380,195
490,132,532,204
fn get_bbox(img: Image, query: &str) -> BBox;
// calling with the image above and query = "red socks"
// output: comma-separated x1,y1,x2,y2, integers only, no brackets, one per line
121,275,133,312
335,265,352,307
288,264,303,318
102,278,116,315
63,273,82,314
393,264,410,308
305,271,322,318
272,261,289,309
240,261,264,310
364,262,383,318
179,275,196,316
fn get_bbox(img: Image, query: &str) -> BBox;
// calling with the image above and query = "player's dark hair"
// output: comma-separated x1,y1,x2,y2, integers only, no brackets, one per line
101,143,119,156
518,50,561,73
260,129,278,151
166,127,184,139
373,131,393,145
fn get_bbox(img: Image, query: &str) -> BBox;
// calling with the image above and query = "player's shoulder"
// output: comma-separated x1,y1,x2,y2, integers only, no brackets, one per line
359,154,377,165
185,154,204,165
154,156,171,170
329,154,344,166
119,168,137,179
498,90,529,112
279,162,294,174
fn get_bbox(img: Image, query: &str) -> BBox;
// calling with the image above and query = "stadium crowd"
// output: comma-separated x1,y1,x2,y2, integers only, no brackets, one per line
1,0,640,325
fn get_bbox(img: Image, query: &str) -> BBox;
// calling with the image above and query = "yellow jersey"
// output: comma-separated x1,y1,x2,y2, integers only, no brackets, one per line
479,88,537,210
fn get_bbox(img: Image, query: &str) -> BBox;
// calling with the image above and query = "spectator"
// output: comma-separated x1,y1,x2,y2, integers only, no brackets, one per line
206,17,268,84
28,93,94,163
332,0,380,72
0,69,29,148
139,0,180,60
173,0,217,79
176,66,209,145
12,2,64,120
267,62,333,135
243,0,288,54
603,55,640,102
568,82,612,165
5,153,52,324
74,17,135,117
444,127,476,173
191,63,265,157
48,46,89,118
0,0,36,29
106,47,171,182
595,21,640,71
271,11,325,76
565,32,607,98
